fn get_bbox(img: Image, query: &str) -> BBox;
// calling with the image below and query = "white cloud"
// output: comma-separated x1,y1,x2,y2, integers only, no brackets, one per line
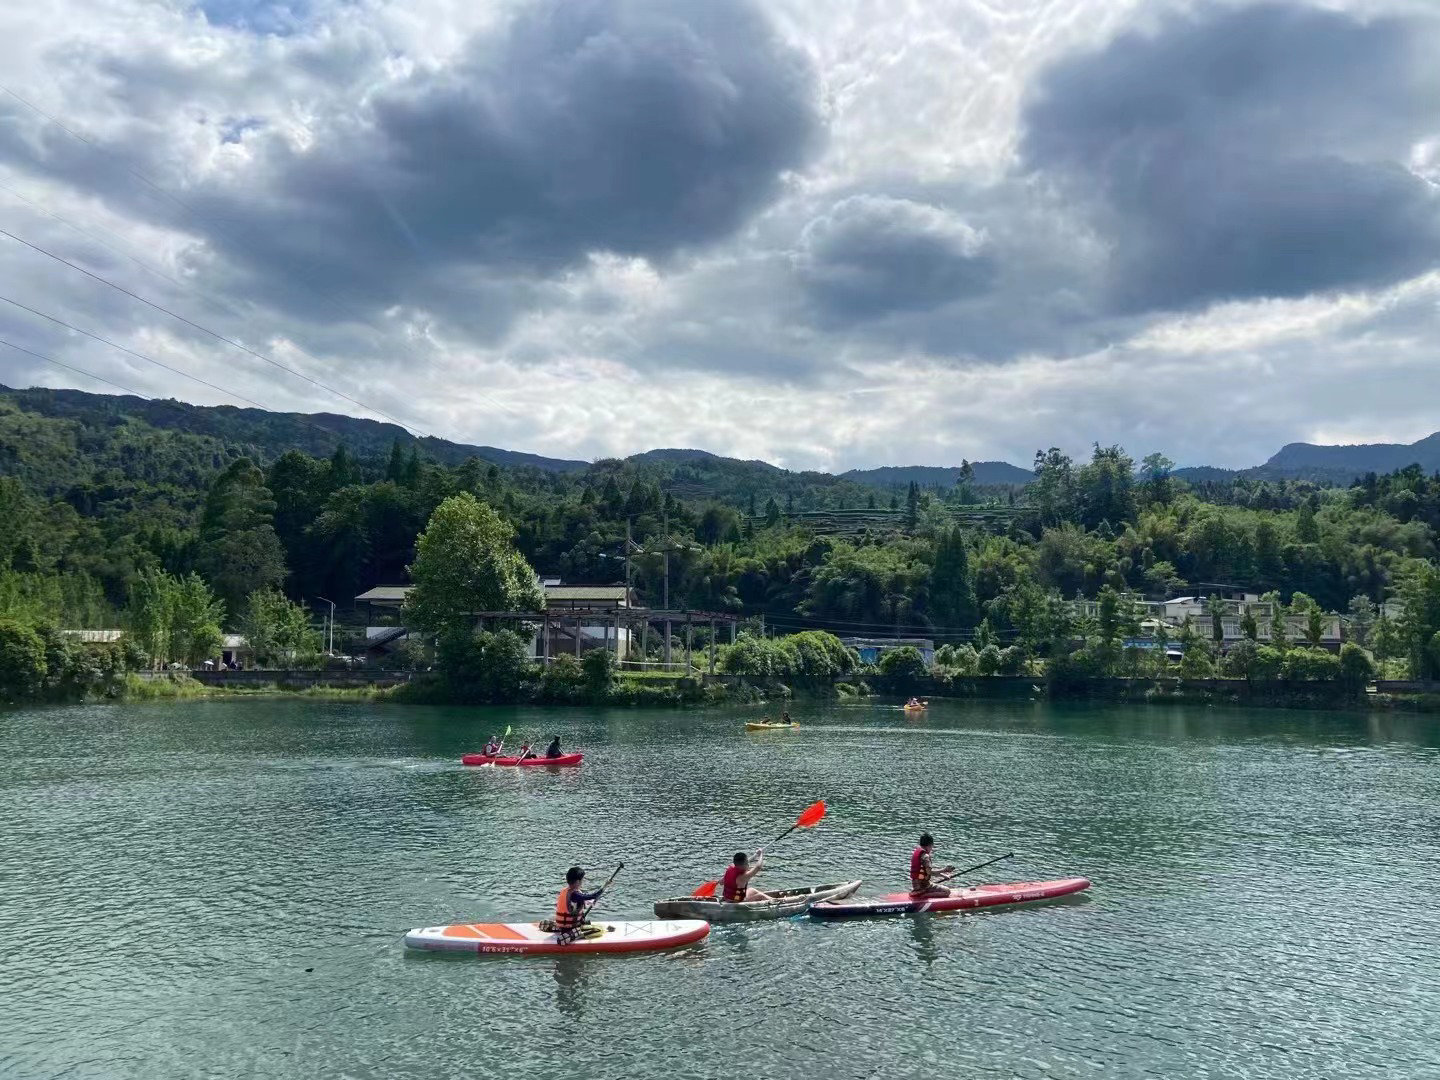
1,0,1438,473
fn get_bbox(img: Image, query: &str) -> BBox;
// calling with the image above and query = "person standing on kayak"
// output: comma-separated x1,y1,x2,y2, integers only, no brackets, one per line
722,850,773,903
555,866,605,942
910,833,955,898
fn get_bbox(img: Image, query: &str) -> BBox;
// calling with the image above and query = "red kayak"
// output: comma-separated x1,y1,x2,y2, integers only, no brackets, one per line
461,752,584,767
810,877,1089,920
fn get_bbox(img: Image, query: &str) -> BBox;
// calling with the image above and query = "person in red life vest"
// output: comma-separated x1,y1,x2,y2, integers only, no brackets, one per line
909,833,955,898
554,865,605,941
721,850,773,903
482,734,502,756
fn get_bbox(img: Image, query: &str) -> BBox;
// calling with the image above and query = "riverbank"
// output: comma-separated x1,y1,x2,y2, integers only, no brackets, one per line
62,670,1440,716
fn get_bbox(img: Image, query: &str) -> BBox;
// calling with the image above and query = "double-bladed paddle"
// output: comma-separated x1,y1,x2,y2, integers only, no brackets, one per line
692,800,827,898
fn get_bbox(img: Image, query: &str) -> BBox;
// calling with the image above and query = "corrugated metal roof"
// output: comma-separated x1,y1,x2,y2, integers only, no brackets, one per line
546,586,629,602
356,586,412,602
62,629,125,643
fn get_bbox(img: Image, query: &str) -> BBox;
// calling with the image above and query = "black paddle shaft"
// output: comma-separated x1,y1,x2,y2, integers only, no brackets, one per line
937,851,1014,884
580,862,625,921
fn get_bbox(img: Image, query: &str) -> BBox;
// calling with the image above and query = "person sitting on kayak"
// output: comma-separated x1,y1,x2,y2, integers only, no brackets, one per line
780,711,793,724
515,741,535,761
910,833,955,898
907,697,924,708
483,735,502,756
555,865,605,942
544,736,563,759
722,850,773,903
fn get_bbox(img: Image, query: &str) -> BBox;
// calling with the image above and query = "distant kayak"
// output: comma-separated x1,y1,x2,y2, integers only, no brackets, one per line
902,704,927,713
810,877,1090,920
654,879,861,922
403,919,708,955
744,721,798,731
461,752,584,767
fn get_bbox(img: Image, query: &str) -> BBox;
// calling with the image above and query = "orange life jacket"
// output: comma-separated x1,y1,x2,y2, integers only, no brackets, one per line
555,886,583,931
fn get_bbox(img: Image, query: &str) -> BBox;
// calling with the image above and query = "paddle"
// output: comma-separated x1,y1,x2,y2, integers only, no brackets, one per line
934,851,1013,886
579,863,624,922
692,800,827,898
478,725,512,767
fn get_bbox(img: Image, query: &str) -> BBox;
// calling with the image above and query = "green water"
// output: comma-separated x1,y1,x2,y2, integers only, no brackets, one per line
3,699,1440,1079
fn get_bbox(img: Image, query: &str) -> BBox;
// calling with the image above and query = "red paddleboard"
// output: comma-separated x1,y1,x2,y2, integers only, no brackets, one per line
404,919,708,955
461,753,583,767
810,877,1090,920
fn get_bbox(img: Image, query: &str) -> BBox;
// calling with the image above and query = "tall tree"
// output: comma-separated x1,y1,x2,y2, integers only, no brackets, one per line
930,528,978,629
1031,448,1076,526
195,459,287,619
405,494,544,637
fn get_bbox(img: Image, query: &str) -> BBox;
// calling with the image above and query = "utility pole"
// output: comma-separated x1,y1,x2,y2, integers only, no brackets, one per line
662,509,671,667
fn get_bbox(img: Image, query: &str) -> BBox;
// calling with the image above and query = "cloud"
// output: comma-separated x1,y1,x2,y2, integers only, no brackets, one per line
1020,2,1440,313
180,0,820,326
794,195,996,322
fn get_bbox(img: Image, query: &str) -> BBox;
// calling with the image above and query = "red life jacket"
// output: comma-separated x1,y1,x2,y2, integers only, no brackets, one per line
722,864,746,903
910,847,931,888
555,885,582,931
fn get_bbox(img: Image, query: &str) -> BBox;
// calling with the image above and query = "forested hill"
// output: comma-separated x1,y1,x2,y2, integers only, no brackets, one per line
0,384,589,475
1265,433,1440,477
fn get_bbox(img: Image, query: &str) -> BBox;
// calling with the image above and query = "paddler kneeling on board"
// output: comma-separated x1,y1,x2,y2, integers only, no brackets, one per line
910,833,956,898
555,866,606,943
722,850,773,903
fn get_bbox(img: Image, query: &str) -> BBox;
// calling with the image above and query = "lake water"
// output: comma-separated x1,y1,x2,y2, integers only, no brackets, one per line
3,698,1439,1079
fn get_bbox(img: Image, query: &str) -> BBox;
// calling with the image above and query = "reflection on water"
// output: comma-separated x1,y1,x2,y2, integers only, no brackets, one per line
2,697,1439,1079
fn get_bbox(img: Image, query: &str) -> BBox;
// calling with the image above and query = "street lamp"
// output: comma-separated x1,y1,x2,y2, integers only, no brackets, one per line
313,596,335,655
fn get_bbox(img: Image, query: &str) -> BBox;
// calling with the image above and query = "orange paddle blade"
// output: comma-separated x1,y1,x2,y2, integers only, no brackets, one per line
692,880,718,898
796,800,826,829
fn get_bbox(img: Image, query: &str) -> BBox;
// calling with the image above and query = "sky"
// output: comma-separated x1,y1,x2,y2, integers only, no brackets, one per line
1,0,1438,472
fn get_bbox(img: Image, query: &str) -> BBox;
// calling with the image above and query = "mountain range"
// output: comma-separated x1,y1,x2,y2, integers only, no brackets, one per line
2,382,1436,491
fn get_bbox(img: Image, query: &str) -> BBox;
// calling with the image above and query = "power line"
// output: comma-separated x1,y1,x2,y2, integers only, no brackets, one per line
0,225,431,436
0,298,394,447
0,335,148,397
0,292,274,410
0,83,515,419
0,173,442,438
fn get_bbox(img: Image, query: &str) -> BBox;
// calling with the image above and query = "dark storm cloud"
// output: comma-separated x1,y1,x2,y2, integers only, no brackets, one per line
1021,2,1440,313
795,195,997,323
187,0,820,324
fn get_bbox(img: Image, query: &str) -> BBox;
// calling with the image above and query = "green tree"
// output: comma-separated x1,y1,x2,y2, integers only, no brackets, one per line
582,647,616,695
195,458,287,619
878,645,928,680
1338,642,1376,695
405,494,544,637
930,529,978,629
1262,591,1288,650
1239,608,1259,641
1205,594,1225,644
1031,447,1076,526
241,588,321,666
1140,452,1175,506
0,617,47,702
170,573,226,667
1346,595,1376,648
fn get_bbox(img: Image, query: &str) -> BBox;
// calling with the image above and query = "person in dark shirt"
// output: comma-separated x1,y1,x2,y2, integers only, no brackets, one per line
544,736,563,759
554,866,605,941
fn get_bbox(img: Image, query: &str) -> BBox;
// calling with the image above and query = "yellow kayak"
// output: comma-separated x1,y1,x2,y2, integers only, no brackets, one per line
902,704,927,713
745,721,799,731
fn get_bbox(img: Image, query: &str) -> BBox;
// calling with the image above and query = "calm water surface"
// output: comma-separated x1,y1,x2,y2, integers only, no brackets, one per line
3,698,1439,1079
